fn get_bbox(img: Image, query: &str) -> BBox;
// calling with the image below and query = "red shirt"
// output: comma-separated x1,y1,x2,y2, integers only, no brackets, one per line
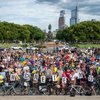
65,70,71,79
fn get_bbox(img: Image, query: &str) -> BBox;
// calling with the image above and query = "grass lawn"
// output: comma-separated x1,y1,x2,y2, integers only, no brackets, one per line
0,43,100,49
0,43,18,48
74,44,100,48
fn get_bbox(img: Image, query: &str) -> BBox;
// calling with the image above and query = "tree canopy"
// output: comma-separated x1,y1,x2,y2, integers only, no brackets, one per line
56,21,100,43
0,21,45,42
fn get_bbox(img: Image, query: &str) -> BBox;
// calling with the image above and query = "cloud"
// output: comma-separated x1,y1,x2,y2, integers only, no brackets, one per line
36,0,60,4
0,0,61,30
0,0,100,31
37,0,100,15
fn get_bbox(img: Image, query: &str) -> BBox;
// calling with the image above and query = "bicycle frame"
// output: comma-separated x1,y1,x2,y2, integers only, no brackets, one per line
1,84,17,95
70,85,85,95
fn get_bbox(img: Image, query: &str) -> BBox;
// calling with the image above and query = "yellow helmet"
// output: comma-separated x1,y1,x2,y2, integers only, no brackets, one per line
22,60,27,65
53,67,57,73
0,75,4,80
32,70,37,74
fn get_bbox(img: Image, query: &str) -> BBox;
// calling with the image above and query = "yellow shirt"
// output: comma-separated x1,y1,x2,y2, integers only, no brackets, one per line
0,75,4,84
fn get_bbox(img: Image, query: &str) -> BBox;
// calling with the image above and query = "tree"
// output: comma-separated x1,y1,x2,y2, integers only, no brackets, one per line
0,33,3,42
24,25,45,42
0,21,45,43
56,21,100,43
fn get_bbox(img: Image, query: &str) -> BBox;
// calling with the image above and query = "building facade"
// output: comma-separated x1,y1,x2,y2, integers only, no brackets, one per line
70,6,79,26
58,10,65,29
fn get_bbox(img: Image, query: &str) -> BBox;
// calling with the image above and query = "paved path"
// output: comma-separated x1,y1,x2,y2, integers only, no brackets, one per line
0,96,100,100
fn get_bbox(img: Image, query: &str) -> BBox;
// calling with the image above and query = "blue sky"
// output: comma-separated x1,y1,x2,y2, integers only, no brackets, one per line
0,0,100,31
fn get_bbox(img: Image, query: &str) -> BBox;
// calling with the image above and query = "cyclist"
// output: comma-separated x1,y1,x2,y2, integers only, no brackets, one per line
70,69,78,85
87,70,96,95
0,75,4,85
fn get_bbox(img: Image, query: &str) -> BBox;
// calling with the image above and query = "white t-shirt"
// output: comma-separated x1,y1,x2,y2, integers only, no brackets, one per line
71,73,78,81
3,59,7,63
46,69,52,76
1,64,5,68
7,56,11,62
76,69,83,79
58,70,63,77
0,72,6,78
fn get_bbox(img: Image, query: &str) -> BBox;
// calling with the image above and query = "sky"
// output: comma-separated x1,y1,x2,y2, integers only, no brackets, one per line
0,0,100,31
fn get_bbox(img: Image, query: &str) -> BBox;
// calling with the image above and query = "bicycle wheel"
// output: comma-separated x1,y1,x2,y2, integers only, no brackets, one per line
79,88,85,95
94,85,100,95
23,87,31,95
10,89,16,96
84,88,92,96
61,89,66,95
91,87,96,95
0,87,5,96
70,88,76,97
28,88,33,95
14,86,22,95
55,88,61,95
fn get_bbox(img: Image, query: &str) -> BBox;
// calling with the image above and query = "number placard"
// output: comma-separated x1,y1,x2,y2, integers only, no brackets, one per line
24,73,30,80
10,74,16,81
52,74,57,82
62,77,67,84
88,75,94,82
40,76,46,83
79,72,83,79
33,74,39,81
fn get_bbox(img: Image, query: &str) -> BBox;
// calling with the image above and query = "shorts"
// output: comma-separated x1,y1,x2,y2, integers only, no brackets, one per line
76,79,81,85
88,81,93,87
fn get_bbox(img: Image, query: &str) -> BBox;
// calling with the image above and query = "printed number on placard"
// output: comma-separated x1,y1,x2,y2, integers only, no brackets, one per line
52,74,57,82
33,74,39,81
79,72,83,79
62,77,67,84
10,74,16,81
88,75,94,82
41,76,46,83
24,74,30,79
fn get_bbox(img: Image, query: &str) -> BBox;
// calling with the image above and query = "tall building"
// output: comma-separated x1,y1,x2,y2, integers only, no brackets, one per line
70,1,79,26
58,10,65,29
91,19,96,22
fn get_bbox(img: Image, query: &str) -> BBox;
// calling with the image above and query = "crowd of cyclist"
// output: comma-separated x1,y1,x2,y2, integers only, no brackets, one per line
0,47,100,95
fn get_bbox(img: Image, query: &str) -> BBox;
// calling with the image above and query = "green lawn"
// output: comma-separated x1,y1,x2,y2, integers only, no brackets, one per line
0,43,100,49
74,44,100,48
0,43,18,48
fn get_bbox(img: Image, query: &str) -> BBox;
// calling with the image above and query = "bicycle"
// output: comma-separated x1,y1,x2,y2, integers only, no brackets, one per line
69,85,86,96
0,82,18,96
